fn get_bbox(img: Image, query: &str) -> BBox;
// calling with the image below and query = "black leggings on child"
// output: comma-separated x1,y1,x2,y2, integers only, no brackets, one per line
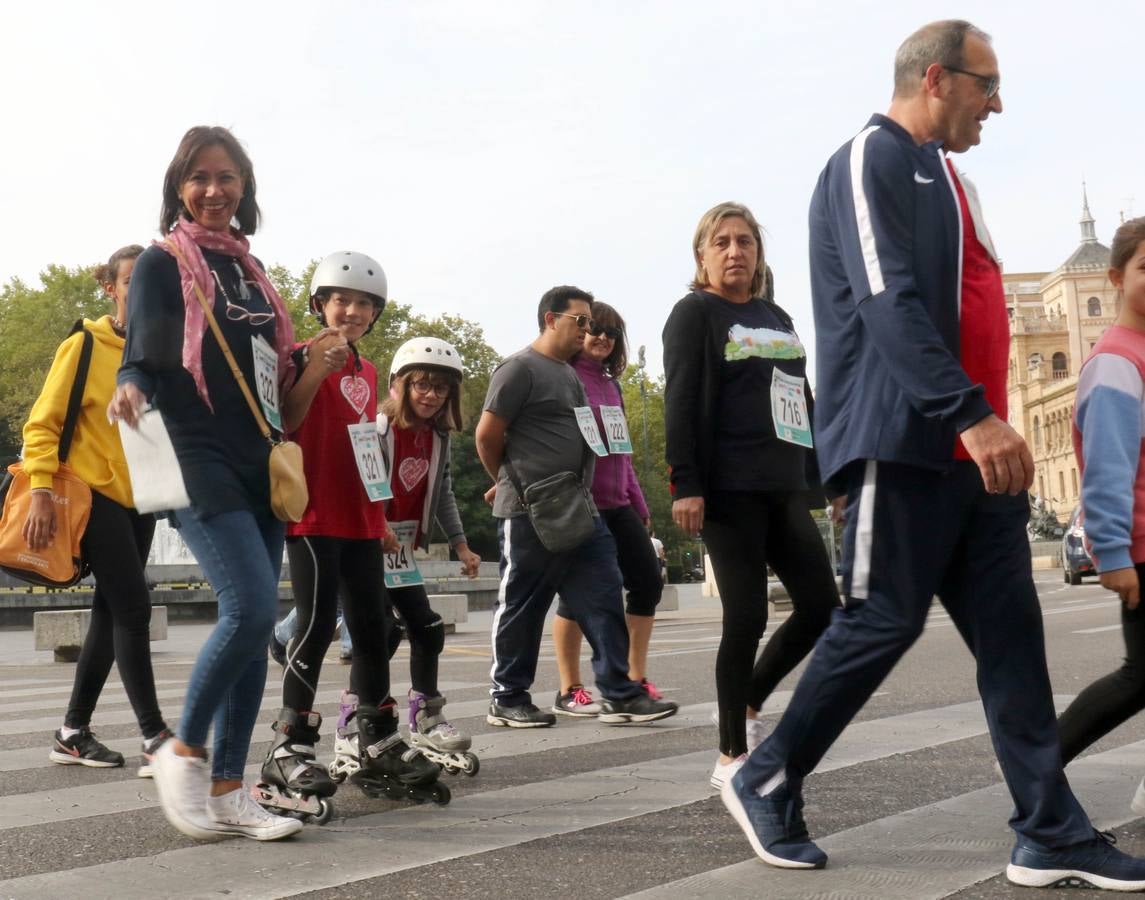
1057,561,1145,763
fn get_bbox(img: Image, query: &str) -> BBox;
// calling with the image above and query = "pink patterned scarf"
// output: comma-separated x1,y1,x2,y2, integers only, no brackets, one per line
158,219,296,413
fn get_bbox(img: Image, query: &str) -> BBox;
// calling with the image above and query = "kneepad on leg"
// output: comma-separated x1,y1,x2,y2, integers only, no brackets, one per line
407,614,445,657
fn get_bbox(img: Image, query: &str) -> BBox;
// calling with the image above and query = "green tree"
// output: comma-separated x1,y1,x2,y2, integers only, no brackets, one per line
0,265,109,460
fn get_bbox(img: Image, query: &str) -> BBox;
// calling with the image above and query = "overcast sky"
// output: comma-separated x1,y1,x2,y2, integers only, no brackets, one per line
2,1,1139,379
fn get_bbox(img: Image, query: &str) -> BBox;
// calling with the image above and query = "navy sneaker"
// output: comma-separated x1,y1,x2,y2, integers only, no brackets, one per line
486,701,556,728
721,771,827,869
1007,830,1145,890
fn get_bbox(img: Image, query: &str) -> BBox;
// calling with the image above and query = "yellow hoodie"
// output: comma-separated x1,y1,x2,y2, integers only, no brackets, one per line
22,315,134,509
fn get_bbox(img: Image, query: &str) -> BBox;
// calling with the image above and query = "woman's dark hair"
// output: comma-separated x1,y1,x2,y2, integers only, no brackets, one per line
159,126,260,235
589,301,628,377
1111,216,1145,274
93,244,144,286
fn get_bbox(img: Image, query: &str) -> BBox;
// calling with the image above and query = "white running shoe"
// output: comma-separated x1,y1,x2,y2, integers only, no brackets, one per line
745,718,768,754
207,786,303,841
1132,777,1145,816
710,753,747,790
150,742,218,840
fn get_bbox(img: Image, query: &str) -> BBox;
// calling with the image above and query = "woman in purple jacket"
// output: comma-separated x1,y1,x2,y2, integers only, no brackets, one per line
551,302,664,716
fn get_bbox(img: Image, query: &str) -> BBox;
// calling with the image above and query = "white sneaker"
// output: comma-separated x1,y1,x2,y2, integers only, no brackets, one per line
150,742,218,841
207,786,303,841
1132,777,1145,816
710,754,747,790
745,718,768,753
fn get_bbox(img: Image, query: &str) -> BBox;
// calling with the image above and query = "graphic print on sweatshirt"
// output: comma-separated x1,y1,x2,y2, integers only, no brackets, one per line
341,375,370,417
723,325,805,362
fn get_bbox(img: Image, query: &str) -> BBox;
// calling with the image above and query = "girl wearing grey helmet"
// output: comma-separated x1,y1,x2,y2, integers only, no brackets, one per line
330,337,482,778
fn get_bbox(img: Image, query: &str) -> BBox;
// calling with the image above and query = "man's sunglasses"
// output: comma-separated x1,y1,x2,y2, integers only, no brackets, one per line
553,312,596,331
944,65,1000,100
589,323,622,341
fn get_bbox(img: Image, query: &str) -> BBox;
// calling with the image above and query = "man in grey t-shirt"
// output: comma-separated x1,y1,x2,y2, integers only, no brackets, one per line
475,285,677,728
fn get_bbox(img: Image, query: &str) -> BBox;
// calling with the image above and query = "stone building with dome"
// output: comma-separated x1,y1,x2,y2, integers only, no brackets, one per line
1006,189,1115,522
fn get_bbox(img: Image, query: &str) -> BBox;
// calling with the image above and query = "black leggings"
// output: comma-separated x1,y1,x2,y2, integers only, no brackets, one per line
702,490,840,756
283,536,392,711
387,584,445,696
1057,561,1145,763
556,504,662,619
65,491,165,738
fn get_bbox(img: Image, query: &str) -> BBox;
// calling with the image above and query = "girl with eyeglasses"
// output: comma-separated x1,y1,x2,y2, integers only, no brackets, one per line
256,255,450,820
331,337,481,778
549,303,666,716
110,126,302,841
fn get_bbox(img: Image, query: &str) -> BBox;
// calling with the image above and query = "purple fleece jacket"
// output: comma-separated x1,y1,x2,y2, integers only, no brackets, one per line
572,353,649,516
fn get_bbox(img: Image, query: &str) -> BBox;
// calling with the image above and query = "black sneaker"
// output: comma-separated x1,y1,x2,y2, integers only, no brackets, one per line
269,635,286,667
598,693,678,724
49,727,125,768
486,701,556,728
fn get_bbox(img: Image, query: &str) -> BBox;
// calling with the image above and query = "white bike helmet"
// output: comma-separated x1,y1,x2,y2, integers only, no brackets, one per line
389,337,464,383
309,251,388,331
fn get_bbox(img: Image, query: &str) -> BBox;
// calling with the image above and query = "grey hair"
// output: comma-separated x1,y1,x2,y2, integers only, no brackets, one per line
893,20,992,97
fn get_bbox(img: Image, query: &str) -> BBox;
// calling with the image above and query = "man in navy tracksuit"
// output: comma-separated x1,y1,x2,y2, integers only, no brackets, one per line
721,20,1145,890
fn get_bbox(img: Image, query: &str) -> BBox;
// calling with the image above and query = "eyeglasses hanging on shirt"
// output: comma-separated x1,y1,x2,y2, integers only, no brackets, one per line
211,261,276,326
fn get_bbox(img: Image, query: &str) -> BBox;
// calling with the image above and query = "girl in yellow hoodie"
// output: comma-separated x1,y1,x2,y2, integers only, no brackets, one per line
23,244,171,773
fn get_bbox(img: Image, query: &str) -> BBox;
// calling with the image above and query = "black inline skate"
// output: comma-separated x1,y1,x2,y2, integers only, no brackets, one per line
343,704,450,805
252,708,337,825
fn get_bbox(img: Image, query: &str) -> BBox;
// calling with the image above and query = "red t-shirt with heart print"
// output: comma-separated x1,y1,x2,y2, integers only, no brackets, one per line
386,426,433,544
287,349,389,539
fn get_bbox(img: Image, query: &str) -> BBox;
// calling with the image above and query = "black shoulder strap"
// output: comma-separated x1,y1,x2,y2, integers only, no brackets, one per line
502,429,592,505
58,322,94,464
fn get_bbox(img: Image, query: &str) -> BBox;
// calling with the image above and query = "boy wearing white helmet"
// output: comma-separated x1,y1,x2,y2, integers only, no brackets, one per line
331,336,482,777
257,252,449,820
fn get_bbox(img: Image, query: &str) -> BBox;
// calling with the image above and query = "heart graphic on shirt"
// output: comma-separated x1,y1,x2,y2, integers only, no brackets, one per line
341,376,370,416
398,456,430,492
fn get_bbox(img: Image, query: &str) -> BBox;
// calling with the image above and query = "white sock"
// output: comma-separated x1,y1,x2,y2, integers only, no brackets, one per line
60,725,82,740
757,771,786,798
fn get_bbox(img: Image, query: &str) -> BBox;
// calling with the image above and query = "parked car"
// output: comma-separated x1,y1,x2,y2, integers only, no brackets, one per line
1061,505,1096,585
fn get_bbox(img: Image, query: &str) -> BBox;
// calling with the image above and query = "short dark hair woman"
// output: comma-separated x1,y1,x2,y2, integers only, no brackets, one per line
110,125,303,842
662,201,840,789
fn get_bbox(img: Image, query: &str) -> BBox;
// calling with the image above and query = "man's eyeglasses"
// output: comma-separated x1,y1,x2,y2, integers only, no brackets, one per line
589,323,622,341
410,380,451,398
553,312,595,331
944,65,1000,100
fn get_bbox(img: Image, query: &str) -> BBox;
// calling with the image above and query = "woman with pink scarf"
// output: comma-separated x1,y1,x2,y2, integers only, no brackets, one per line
110,126,330,842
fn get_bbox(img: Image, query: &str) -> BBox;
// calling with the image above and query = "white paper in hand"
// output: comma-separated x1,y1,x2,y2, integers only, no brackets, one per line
118,409,190,514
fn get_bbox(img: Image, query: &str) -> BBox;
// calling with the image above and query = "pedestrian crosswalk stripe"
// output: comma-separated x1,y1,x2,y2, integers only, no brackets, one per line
624,739,1145,900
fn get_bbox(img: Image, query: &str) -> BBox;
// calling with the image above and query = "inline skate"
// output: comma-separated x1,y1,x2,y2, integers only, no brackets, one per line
328,690,363,782
252,709,337,825
330,700,450,805
408,690,479,776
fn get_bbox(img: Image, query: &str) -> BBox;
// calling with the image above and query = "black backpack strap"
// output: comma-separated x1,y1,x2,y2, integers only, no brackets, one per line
57,323,94,464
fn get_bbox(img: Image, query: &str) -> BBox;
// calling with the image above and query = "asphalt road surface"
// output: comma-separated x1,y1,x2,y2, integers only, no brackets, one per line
3,572,1144,899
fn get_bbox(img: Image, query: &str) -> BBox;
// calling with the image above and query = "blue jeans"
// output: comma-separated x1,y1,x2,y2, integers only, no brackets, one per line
275,605,353,656
176,507,285,780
